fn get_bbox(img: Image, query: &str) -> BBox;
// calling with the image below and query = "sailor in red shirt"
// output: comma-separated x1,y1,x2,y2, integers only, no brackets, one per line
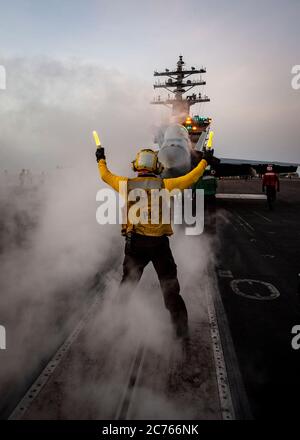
262,165,280,208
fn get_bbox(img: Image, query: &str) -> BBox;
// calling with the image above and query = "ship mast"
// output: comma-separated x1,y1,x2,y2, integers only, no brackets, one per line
151,55,210,118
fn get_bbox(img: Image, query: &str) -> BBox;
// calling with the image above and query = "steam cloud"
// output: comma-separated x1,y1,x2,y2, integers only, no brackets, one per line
0,56,219,419
0,56,156,417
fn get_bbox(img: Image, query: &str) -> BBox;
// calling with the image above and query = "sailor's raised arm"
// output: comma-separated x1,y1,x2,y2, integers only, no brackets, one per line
164,158,208,191
96,149,127,193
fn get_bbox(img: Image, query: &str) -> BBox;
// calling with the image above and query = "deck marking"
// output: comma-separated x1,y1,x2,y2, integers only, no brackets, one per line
205,274,235,420
115,342,145,420
230,210,255,237
253,210,272,223
211,270,253,419
9,295,103,420
125,346,147,420
236,214,254,231
0,325,6,350
216,193,267,200
216,194,267,200
218,270,234,278
230,279,280,301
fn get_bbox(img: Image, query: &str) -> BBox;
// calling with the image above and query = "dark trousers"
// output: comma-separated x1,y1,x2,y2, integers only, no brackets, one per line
266,186,277,201
266,186,277,209
120,233,188,337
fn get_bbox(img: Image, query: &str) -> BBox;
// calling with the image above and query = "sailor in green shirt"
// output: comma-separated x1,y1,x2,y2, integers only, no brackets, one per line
193,167,218,233
194,168,218,197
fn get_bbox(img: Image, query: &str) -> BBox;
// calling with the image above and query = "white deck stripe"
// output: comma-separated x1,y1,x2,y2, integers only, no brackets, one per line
216,194,267,200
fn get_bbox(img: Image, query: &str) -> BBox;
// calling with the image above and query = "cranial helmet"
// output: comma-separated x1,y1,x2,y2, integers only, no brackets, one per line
132,149,164,174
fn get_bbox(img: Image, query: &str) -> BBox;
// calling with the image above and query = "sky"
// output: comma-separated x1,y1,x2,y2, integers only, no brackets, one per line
0,0,300,170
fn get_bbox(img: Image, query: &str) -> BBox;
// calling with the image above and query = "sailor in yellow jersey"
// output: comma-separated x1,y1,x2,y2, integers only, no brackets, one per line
96,144,216,339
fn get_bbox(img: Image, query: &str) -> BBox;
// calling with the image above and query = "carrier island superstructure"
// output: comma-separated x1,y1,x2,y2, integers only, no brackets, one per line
151,55,211,150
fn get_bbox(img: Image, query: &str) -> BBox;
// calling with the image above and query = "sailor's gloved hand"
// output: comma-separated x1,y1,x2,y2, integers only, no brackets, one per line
202,148,220,166
95,148,106,162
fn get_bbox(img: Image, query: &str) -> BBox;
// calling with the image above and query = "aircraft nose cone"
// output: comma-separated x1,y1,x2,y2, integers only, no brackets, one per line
158,146,191,178
158,124,191,177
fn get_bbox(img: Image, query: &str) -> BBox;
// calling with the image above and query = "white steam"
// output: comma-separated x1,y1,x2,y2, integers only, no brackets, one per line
0,56,156,416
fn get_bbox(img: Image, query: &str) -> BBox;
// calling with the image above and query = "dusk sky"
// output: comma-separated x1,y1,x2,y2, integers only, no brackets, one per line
0,0,299,170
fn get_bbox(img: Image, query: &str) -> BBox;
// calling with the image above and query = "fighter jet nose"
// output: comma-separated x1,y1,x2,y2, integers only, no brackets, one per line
158,124,192,177
158,145,191,176
161,166,187,178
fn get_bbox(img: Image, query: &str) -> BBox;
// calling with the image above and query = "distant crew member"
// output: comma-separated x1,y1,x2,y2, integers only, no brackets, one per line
262,165,280,210
19,169,26,186
26,169,33,185
96,146,216,339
